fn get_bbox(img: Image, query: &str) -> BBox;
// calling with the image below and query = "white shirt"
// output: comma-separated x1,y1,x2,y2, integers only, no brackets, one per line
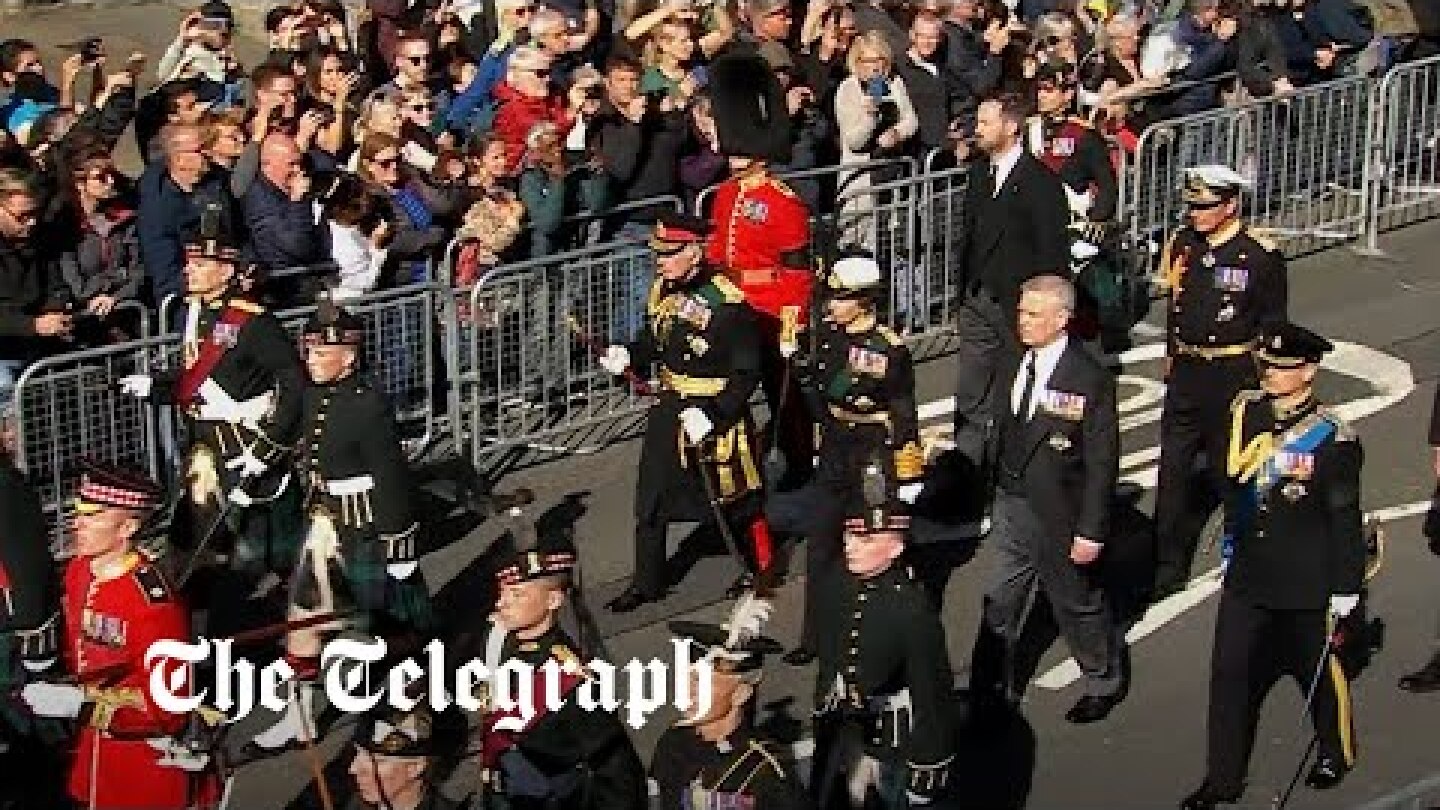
328,221,388,302
1011,334,1068,419
990,141,1024,197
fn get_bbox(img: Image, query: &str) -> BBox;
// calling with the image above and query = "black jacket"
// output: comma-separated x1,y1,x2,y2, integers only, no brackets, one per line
595,100,688,212
896,56,954,152
0,229,68,361
940,20,1004,116
0,456,58,673
1224,392,1365,610
959,149,1070,314
993,337,1119,543
1162,221,1289,352
242,174,328,275
650,727,811,810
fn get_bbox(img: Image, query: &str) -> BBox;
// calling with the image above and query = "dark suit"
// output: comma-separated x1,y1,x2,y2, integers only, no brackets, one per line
950,148,1070,464
970,336,1122,700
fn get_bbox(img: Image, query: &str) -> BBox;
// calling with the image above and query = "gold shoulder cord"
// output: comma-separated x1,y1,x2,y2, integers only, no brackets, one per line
1226,399,1273,482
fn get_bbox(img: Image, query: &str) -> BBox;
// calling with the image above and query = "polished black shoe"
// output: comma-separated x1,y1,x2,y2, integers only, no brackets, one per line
605,589,654,613
1305,755,1348,789
1399,654,1440,693
782,647,815,666
1179,784,1241,809
725,573,755,599
1064,693,1121,724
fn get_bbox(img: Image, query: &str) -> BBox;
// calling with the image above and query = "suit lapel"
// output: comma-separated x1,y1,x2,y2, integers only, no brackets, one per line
1015,342,1080,468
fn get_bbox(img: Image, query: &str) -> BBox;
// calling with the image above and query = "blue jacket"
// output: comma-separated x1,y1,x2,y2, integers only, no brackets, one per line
242,175,327,274
136,164,236,304
1170,15,1233,117
445,44,514,134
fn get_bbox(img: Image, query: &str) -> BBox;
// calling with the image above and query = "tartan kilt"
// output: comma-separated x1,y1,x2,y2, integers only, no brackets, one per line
336,525,432,630
230,481,305,578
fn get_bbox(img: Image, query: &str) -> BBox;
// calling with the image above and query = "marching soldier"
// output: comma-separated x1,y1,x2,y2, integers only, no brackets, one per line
0,412,66,808
600,212,776,613
469,516,648,809
707,52,816,491
19,461,219,809
1152,165,1289,599
247,301,433,756
1181,323,1364,810
968,275,1125,724
810,466,954,810
344,699,468,810
655,602,812,809
777,254,923,666
118,232,307,594
1025,62,1121,342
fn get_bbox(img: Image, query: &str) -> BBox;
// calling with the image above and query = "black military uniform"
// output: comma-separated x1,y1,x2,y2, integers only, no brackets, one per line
1183,324,1364,810
474,533,648,810
294,303,429,629
608,213,772,612
777,255,923,663
1153,166,1289,598
124,234,306,584
1400,383,1440,692
655,610,811,809
810,479,954,810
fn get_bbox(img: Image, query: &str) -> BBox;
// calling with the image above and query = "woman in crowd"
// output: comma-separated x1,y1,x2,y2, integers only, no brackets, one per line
678,93,725,210
55,147,144,342
516,121,572,258
323,171,393,301
640,19,702,104
357,131,460,287
305,46,365,159
348,90,403,171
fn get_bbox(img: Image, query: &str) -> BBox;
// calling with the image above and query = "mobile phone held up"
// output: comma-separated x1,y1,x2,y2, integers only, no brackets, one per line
864,76,890,100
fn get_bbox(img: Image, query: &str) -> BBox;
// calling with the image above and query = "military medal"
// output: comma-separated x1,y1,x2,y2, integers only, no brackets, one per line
1217,303,1236,322
848,346,888,376
1048,433,1073,452
1282,481,1307,502
1039,390,1086,421
1216,265,1250,292
687,334,710,356
1202,252,1216,268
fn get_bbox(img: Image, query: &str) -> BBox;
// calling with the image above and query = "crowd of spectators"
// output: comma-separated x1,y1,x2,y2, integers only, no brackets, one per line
0,0,1430,412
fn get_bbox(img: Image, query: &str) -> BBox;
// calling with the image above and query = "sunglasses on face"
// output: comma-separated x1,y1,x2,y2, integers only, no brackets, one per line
87,168,117,183
371,155,400,168
1186,199,1226,211
403,54,431,65
407,102,434,112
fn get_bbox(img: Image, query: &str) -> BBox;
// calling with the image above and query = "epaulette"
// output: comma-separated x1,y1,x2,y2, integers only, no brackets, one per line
708,275,746,304
1321,407,1357,442
1246,226,1279,253
228,299,265,314
551,644,589,679
132,563,175,604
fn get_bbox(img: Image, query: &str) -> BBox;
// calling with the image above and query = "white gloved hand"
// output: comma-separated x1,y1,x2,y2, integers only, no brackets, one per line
21,683,85,718
118,374,153,398
227,487,254,508
599,345,631,375
1329,594,1360,618
387,562,418,580
779,338,799,359
1071,240,1100,260
679,407,714,444
897,482,923,504
225,448,267,479
905,791,934,806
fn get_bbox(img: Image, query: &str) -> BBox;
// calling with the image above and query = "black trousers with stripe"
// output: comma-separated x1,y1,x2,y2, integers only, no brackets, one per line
1204,591,1356,795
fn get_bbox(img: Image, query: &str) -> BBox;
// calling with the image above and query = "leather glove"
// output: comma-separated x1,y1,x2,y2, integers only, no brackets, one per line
599,345,631,375
387,562,419,580
1329,594,1359,618
679,407,713,444
225,447,267,479
21,683,85,718
897,482,923,504
118,374,153,398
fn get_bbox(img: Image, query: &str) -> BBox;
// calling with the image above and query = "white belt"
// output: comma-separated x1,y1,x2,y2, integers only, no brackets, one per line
325,475,376,497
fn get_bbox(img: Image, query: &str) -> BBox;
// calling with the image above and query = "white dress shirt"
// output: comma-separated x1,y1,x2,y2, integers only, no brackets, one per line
1011,334,1069,419
990,141,1024,198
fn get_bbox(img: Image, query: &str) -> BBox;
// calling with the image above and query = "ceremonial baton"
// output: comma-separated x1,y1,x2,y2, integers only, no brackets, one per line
565,316,653,396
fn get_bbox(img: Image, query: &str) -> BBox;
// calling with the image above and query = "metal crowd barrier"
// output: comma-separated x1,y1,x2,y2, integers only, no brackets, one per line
1120,74,1374,281
12,284,450,548
1360,53,1440,254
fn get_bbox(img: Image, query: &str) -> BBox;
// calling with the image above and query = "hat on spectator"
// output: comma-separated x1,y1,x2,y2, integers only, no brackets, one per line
828,253,882,298
1182,164,1250,205
74,459,163,515
650,211,711,255
302,298,365,348
1255,322,1333,368
508,45,554,73
709,52,791,163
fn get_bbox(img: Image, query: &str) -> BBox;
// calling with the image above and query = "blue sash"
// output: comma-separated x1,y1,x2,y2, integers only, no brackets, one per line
1223,414,1337,570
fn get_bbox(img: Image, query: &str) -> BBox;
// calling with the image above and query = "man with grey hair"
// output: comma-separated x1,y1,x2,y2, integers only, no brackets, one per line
969,273,1126,725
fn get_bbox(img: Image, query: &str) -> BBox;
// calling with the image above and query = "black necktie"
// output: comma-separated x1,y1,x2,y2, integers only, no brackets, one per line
1017,351,1036,420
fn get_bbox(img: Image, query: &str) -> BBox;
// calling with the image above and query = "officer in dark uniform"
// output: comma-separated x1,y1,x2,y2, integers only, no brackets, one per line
1152,165,1289,599
345,700,468,810
470,516,648,810
601,212,775,612
810,465,954,810
118,232,306,592
1400,382,1440,693
248,301,433,756
1181,323,1364,810
0,414,67,809
655,602,812,809
774,254,924,666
